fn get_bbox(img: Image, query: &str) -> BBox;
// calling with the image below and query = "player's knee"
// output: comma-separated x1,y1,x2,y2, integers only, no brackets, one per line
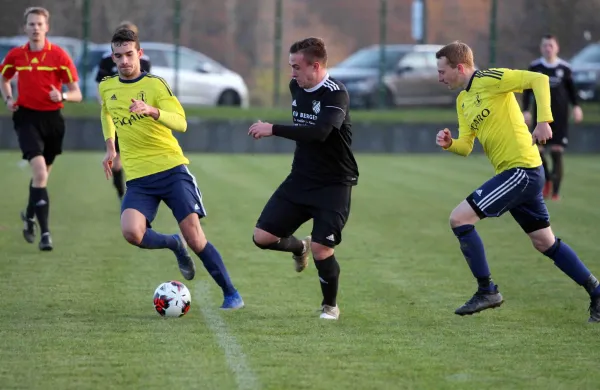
449,200,480,228
179,215,207,253
30,157,49,187
184,234,206,253
527,226,555,253
252,228,278,248
122,228,144,246
312,242,334,260
449,212,469,229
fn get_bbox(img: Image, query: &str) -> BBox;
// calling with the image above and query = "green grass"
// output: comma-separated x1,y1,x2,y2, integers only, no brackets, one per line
0,152,599,389
4,101,600,124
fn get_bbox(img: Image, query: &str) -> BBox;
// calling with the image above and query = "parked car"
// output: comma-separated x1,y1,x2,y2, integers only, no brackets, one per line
329,44,460,109
570,43,600,101
82,42,249,107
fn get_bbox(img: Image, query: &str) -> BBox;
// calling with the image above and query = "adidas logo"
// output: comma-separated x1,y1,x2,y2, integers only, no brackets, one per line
292,99,297,107
110,94,117,100
194,204,200,210
476,189,482,196
31,57,39,64
325,234,335,241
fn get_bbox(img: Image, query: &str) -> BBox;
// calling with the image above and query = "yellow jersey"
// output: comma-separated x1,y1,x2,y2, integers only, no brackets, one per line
99,73,189,180
445,68,553,174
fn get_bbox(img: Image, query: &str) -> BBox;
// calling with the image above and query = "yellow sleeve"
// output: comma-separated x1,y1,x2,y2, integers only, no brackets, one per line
156,95,187,133
99,85,116,140
151,77,187,132
485,68,553,123
445,96,476,156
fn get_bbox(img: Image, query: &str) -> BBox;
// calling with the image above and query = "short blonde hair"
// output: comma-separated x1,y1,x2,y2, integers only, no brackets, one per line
23,7,50,24
436,41,474,68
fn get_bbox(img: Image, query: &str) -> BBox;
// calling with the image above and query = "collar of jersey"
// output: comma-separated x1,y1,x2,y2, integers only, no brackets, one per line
119,71,147,84
304,73,330,93
539,57,563,68
23,39,52,52
465,70,478,92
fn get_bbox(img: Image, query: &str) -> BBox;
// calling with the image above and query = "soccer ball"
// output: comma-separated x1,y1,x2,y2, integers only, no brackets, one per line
153,281,192,317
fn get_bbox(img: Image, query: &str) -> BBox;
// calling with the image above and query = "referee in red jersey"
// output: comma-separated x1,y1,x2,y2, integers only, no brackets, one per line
0,7,82,251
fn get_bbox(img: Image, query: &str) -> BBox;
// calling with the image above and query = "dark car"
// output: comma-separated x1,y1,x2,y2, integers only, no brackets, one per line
328,44,458,109
570,43,600,101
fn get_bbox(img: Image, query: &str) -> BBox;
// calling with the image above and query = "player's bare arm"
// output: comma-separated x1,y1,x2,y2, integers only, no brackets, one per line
62,82,82,102
102,138,117,179
0,77,17,111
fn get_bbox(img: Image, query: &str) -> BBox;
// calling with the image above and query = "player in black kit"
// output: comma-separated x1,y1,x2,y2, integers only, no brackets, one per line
522,35,582,201
248,37,358,321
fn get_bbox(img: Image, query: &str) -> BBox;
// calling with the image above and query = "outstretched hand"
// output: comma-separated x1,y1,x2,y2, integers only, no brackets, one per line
248,120,273,139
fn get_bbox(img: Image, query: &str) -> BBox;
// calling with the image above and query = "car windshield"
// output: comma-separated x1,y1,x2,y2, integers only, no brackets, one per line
571,45,600,65
335,47,408,70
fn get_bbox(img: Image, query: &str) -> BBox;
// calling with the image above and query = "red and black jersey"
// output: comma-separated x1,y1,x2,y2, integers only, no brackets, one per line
0,39,79,111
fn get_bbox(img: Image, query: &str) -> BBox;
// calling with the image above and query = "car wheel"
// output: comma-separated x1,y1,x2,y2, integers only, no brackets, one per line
217,90,241,106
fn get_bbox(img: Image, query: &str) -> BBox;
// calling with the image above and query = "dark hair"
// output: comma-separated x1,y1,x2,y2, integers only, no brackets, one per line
289,37,327,65
435,41,474,68
542,34,558,44
111,28,140,51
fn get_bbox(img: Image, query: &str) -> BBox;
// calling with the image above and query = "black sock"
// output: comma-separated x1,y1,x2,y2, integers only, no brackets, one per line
32,187,50,234
477,277,494,291
540,151,551,181
550,150,563,195
26,179,35,219
112,168,125,199
314,255,340,307
253,235,304,255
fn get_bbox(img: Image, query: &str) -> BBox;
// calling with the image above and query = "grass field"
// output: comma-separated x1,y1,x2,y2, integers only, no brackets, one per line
0,152,599,390
3,101,600,125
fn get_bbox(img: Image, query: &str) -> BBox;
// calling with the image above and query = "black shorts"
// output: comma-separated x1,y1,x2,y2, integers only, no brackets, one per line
256,177,353,248
115,133,120,153
13,107,65,165
536,119,569,148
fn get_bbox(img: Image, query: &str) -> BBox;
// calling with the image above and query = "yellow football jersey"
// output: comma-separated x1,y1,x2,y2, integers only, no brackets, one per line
99,73,189,180
445,68,553,174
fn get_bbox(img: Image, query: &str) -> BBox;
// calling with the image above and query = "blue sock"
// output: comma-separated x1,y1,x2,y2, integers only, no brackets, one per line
139,229,178,250
452,225,495,291
544,238,600,297
197,242,236,296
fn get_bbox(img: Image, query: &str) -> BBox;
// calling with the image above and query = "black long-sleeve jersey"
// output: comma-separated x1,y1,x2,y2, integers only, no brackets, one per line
522,57,578,126
95,51,152,83
272,75,359,188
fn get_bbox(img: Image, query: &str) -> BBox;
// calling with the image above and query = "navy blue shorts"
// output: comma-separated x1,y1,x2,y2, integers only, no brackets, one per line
121,165,206,227
466,166,550,233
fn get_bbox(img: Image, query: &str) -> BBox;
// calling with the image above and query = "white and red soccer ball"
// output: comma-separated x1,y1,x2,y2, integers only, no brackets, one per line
153,280,191,317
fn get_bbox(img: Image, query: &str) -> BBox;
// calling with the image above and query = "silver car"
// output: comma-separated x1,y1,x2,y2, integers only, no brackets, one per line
83,42,249,107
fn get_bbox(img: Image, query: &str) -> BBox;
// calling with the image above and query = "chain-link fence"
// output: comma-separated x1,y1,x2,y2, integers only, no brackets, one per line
2,0,600,108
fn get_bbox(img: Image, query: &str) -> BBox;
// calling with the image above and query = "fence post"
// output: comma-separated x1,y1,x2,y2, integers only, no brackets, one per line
273,0,283,107
81,0,90,99
489,0,498,67
378,0,387,109
173,0,182,97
